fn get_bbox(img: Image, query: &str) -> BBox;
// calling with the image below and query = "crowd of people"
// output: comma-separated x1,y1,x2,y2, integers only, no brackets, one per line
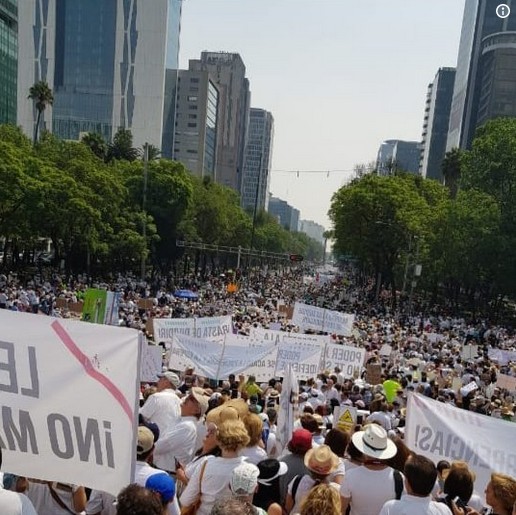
1,264,516,514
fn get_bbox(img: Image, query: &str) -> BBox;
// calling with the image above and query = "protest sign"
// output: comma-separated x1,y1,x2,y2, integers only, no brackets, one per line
321,342,365,379
82,289,108,324
81,289,120,325
153,315,232,343
461,344,478,361
0,310,140,496
460,381,479,396
140,344,163,382
496,373,516,392
333,406,357,433
379,344,393,357
292,302,354,336
488,348,516,365
406,393,516,495
366,363,382,385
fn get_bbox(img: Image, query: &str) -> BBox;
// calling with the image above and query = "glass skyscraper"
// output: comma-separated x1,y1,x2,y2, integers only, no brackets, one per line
241,108,274,213
17,0,182,148
0,0,17,125
447,0,516,150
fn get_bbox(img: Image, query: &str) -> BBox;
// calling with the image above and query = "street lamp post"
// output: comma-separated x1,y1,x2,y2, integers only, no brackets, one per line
140,143,149,281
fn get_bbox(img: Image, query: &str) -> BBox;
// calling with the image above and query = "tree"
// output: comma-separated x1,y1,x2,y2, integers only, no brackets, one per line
28,81,54,144
81,132,107,160
442,148,463,199
106,128,140,162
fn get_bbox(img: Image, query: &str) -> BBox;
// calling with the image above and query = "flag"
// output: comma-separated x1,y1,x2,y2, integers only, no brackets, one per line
276,364,299,454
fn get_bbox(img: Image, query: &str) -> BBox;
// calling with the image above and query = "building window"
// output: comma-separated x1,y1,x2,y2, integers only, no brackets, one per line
189,114,197,119
190,77,200,83
188,123,197,128
187,149,198,154
188,105,198,110
188,96,198,101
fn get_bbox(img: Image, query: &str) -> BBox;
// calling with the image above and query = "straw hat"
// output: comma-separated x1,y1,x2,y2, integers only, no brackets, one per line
351,424,397,460
304,445,339,475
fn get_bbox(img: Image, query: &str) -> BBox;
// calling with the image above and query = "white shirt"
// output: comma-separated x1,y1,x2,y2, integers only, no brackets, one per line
239,445,268,465
341,466,404,515
139,389,181,433
0,490,38,515
154,416,199,470
180,455,247,515
379,494,452,515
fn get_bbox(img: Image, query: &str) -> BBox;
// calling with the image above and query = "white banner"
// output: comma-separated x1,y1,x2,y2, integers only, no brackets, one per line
169,335,277,380
488,348,516,365
291,302,354,336
320,342,365,378
226,334,277,382
406,393,516,496
140,344,163,382
0,310,140,496
153,316,232,343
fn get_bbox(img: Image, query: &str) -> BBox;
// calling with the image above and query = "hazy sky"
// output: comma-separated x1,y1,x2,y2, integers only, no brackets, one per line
179,0,466,229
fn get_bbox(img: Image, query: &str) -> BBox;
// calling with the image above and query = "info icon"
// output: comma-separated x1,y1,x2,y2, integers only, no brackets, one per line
496,4,510,18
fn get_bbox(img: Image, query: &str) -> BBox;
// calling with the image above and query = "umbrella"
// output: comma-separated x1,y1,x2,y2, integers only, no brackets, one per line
173,289,199,300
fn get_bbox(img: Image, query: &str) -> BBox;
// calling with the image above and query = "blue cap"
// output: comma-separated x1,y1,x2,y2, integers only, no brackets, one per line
145,473,176,503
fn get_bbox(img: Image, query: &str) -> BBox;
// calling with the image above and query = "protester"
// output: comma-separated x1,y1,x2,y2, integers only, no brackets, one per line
379,453,451,514
115,484,164,515
0,449,38,515
285,444,340,515
180,419,250,515
340,424,402,515
298,483,341,515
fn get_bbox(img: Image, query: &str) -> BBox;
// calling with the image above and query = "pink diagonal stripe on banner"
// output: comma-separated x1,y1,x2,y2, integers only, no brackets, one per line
51,320,134,423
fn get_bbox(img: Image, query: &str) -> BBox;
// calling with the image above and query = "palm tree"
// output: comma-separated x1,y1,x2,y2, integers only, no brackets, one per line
28,81,54,144
81,132,107,160
106,128,140,162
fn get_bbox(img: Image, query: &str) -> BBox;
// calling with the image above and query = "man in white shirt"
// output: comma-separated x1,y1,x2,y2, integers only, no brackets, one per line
379,454,451,514
140,371,181,434
154,387,209,471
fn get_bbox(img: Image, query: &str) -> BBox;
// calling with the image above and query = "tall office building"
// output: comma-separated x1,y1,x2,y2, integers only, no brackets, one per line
299,220,325,246
173,70,219,179
17,0,182,148
268,196,299,232
241,108,274,213
447,0,516,150
420,67,456,182
376,140,420,175
189,52,251,193
0,0,17,125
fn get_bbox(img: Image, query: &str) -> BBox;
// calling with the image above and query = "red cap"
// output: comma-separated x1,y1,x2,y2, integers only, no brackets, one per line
289,428,313,453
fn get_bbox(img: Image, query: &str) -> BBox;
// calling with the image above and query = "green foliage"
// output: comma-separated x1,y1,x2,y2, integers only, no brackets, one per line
28,81,54,144
106,128,140,162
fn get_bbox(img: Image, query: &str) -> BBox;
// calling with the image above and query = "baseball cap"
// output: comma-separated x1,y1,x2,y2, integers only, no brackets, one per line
157,371,180,387
230,462,260,495
145,473,176,503
137,426,154,456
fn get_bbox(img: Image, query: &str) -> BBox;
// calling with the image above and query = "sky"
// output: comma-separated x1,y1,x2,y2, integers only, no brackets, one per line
178,0,466,230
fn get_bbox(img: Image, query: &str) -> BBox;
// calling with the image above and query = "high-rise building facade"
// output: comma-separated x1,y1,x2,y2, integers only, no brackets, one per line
17,0,182,148
268,196,299,232
420,67,456,182
0,0,17,125
241,108,274,213
299,220,325,246
376,140,420,175
447,0,516,150
173,70,219,179
189,52,251,193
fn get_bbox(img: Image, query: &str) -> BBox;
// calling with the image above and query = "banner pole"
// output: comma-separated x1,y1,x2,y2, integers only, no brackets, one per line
215,334,226,381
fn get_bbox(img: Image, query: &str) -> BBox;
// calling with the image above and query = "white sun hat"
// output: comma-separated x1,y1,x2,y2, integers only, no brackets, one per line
351,424,397,460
